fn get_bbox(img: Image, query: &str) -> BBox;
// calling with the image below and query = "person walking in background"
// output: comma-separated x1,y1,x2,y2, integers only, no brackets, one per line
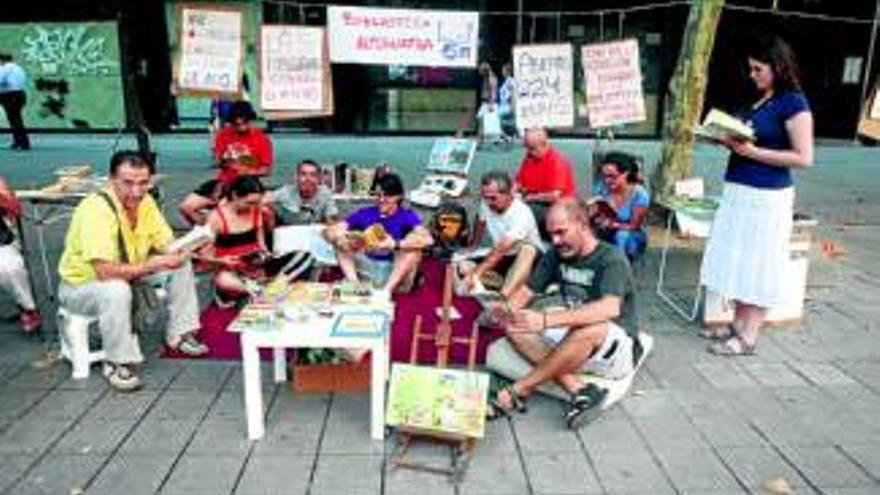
497,62,518,140
700,36,814,355
0,53,30,151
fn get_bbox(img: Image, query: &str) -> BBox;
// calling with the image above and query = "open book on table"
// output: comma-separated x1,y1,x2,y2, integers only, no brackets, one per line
693,108,756,142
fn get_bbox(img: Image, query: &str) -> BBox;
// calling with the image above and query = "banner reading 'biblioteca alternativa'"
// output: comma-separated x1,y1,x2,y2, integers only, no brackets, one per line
327,5,478,68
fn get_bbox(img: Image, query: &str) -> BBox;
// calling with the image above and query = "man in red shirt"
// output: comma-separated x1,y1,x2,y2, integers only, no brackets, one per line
515,128,577,237
213,101,273,177
179,102,274,225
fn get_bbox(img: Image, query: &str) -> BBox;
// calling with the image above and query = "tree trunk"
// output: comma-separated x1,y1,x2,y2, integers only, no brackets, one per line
651,0,725,199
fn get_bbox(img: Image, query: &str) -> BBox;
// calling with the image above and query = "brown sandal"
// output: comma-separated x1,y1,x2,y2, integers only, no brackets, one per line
699,324,735,341
708,332,756,356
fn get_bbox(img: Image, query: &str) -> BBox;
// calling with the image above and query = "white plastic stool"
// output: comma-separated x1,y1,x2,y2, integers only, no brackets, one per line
57,307,105,379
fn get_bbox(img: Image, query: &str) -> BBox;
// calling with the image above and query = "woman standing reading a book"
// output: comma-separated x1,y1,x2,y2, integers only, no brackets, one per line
700,36,813,355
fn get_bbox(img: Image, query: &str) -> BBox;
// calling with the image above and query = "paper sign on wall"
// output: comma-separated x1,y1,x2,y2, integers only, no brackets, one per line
582,39,646,128
513,43,575,130
177,7,243,95
327,5,479,68
260,26,324,111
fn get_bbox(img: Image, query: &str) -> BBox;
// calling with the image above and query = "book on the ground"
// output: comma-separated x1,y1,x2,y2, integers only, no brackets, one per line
386,363,490,438
167,225,214,254
693,108,756,142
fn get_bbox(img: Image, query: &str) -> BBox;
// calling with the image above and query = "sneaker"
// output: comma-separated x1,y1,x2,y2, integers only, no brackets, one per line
564,383,609,429
167,333,209,357
103,363,143,392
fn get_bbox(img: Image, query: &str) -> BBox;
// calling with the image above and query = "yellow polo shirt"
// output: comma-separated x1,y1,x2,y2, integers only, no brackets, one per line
58,188,173,285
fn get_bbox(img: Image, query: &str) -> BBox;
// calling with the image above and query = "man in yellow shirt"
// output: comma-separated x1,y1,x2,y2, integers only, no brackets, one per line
58,151,208,391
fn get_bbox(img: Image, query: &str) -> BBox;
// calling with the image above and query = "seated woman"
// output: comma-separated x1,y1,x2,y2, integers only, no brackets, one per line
200,176,270,306
594,152,649,260
0,176,41,332
323,173,433,295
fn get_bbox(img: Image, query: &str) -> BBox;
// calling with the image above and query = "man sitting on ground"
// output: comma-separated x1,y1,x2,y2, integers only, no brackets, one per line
457,170,543,301
264,159,338,226
179,101,274,225
485,198,648,428
324,173,432,295
58,151,208,392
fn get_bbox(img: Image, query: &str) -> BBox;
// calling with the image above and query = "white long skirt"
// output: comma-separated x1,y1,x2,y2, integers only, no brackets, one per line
699,182,794,309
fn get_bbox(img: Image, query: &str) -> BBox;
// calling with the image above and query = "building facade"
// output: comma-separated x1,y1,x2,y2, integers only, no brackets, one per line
1,0,877,138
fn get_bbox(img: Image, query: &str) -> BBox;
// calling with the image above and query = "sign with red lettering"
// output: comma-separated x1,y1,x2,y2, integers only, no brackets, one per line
327,6,478,68
177,7,243,95
260,26,324,111
513,44,574,130
582,39,646,128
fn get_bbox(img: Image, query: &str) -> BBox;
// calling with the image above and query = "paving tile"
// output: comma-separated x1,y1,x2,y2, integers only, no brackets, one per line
10,453,106,495
740,362,809,387
0,453,38,492
621,389,682,419
839,443,880,481
161,452,248,494
252,416,323,454
777,444,874,489
750,413,832,447
652,446,740,492
689,414,767,447
310,454,383,495
320,415,385,454
87,390,160,420
0,418,71,454
384,448,457,495
716,445,811,490
4,365,70,390
52,419,135,455
523,452,603,494
512,415,583,453
0,389,47,419
590,448,675,494
87,454,177,495
633,417,710,453
578,417,646,454
119,418,199,454
185,419,251,454
821,488,880,495
693,362,760,389
788,361,860,386
458,449,530,495
145,390,216,421
24,388,103,420
234,454,314,495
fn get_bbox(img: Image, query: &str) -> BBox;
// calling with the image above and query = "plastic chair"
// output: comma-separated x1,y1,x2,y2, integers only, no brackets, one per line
57,307,105,380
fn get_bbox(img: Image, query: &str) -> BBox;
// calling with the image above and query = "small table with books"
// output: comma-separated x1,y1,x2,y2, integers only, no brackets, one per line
228,282,394,441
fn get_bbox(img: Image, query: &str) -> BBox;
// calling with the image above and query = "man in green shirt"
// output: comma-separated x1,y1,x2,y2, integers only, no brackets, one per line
485,198,648,428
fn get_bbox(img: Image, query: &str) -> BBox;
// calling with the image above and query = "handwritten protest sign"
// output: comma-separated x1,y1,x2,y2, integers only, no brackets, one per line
176,7,243,96
327,6,478,68
582,39,646,128
260,26,324,111
513,44,574,130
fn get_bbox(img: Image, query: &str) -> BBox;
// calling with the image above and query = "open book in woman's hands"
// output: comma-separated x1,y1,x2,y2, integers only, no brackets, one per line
167,225,214,254
693,109,756,143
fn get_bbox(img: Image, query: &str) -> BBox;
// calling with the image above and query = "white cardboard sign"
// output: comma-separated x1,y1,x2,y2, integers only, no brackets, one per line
177,7,243,95
513,43,575,130
582,39,646,128
260,26,324,111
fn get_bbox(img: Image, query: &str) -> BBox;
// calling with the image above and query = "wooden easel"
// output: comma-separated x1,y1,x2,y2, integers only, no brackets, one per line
389,261,480,484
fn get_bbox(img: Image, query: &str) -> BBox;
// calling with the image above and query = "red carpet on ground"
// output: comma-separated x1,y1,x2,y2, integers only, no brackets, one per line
175,257,503,365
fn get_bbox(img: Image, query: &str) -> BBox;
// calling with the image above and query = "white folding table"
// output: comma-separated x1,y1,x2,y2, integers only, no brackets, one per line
231,302,393,441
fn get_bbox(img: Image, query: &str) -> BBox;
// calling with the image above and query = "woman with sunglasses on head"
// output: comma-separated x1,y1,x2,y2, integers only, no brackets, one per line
594,152,649,261
700,36,814,356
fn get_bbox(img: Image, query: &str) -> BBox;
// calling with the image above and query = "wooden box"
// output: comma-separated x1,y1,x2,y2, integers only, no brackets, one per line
290,361,370,393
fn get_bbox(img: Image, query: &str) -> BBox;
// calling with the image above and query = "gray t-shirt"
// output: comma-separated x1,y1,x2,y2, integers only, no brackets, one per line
267,184,338,225
527,241,638,334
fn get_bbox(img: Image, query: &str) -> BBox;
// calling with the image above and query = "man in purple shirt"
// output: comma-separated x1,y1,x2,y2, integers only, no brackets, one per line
325,173,433,294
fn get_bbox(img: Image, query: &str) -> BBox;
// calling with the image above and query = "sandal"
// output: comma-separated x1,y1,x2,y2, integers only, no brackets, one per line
564,383,609,429
708,332,756,356
699,324,736,341
486,384,528,421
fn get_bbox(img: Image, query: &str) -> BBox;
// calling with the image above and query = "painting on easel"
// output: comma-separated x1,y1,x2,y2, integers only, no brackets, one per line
387,364,489,439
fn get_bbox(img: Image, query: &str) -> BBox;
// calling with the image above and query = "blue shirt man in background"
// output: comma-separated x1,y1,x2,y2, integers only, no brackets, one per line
0,53,30,151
